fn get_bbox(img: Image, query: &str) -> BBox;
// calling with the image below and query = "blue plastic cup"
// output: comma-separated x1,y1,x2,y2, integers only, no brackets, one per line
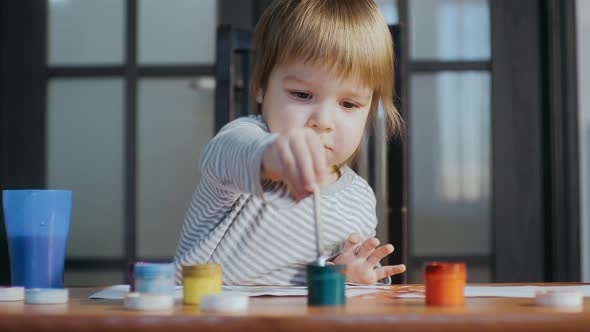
2,190,72,288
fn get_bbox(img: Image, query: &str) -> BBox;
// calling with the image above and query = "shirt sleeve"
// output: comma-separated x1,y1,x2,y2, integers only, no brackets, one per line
200,116,295,207
200,116,277,196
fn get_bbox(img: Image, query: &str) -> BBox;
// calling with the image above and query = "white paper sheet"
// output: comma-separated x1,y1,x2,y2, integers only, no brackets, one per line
88,285,185,300
88,284,129,299
222,285,307,297
393,285,590,299
88,284,390,299
88,284,590,300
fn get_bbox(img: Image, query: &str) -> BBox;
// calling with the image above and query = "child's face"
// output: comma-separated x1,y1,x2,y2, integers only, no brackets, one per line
258,61,372,169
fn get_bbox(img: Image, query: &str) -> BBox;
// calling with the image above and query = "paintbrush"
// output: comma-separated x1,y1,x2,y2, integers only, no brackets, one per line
313,187,326,266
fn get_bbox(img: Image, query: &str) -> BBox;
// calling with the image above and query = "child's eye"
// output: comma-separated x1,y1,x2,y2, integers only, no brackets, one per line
341,101,359,109
290,91,312,100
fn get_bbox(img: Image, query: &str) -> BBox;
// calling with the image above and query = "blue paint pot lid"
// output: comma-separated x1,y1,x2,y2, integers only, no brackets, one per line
134,263,175,278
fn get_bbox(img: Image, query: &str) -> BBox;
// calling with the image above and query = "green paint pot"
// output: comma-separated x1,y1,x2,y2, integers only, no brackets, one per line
306,264,346,306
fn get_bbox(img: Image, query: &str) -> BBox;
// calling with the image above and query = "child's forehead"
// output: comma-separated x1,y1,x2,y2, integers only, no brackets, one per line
274,58,374,90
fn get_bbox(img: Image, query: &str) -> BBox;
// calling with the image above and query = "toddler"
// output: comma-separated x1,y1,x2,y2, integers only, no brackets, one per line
174,0,405,285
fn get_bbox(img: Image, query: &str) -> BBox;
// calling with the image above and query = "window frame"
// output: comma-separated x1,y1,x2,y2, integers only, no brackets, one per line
0,0,580,284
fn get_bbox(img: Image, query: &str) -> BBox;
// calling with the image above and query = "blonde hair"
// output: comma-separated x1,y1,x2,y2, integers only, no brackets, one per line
252,0,402,138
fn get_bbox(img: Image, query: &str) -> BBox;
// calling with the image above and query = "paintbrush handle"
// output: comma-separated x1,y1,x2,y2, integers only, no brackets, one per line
313,188,324,263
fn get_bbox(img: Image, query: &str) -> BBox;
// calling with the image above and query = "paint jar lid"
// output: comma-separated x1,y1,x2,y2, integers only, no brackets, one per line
124,292,174,311
535,289,583,308
424,262,466,278
200,293,249,313
0,286,24,301
182,263,222,277
134,263,175,278
25,288,69,304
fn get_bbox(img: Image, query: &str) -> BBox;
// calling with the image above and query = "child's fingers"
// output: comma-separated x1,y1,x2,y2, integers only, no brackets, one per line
289,138,316,194
375,264,406,280
277,137,295,173
356,237,380,258
277,140,302,198
367,244,394,265
284,181,299,200
305,131,328,182
342,232,361,253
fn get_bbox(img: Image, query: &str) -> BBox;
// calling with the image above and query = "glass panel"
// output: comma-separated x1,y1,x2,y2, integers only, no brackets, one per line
409,265,491,283
137,78,215,258
47,79,125,258
48,0,124,65
138,0,217,64
577,0,590,282
65,269,124,287
410,72,491,256
409,0,490,60
375,0,399,25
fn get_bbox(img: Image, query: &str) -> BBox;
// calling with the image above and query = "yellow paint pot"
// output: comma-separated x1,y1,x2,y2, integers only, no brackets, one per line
182,264,222,305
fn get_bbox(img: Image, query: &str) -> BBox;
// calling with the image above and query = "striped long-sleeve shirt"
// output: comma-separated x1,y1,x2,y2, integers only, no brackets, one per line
174,116,381,285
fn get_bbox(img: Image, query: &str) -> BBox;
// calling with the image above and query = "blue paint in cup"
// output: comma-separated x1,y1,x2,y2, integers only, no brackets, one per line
2,190,72,288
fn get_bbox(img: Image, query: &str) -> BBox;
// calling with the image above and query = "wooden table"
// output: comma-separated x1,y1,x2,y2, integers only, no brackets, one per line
1,284,589,332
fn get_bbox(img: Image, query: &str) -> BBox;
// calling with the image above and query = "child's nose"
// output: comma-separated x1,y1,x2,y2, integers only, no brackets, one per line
308,105,334,132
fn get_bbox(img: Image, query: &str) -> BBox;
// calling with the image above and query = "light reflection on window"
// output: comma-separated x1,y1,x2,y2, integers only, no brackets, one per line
374,0,399,25
410,0,490,60
437,72,490,202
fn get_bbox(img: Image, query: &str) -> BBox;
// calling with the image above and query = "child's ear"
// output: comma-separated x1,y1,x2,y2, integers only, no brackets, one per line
255,88,263,104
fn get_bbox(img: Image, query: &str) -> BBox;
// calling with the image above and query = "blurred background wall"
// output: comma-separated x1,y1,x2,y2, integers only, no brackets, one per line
0,0,585,285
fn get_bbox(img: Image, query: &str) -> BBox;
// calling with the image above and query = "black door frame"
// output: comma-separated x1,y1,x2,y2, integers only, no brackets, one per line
0,0,47,284
491,0,580,282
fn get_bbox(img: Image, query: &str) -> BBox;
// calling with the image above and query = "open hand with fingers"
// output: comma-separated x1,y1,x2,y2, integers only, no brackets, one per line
329,232,406,284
